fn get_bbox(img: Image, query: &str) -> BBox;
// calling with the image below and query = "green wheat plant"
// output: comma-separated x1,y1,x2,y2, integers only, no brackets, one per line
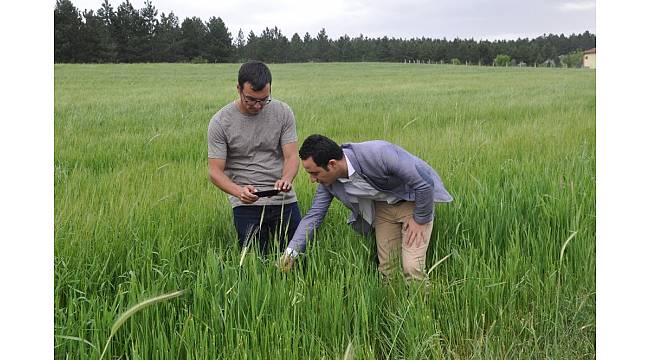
55,63,595,359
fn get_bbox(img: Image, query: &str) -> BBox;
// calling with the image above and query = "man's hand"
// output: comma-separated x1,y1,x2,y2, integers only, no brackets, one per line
277,253,295,273
238,185,259,204
404,217,427,248
274,178,293,192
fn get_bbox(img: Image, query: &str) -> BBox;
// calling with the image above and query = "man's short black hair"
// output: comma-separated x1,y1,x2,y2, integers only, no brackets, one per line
299,134,344,169
238,60,272,91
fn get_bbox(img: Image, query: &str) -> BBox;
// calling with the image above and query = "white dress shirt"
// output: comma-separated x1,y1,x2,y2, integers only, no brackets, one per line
337,154,401,226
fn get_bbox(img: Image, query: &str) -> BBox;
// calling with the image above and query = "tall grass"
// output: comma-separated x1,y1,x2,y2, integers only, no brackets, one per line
55,63,595,358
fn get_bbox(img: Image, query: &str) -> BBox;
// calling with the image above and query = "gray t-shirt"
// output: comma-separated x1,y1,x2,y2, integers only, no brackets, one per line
208,100,298,207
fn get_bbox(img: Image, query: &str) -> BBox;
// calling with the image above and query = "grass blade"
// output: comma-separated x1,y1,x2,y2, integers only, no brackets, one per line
55,335,97,350
560,231,578,263
99,289,187,360
343,340,354,360
554,231,578,352
427,253,452,276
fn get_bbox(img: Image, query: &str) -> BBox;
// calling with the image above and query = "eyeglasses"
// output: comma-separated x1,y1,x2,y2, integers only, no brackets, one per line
241,91,272,106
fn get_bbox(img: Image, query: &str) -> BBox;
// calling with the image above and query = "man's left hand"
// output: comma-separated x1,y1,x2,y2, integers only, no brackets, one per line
404,217,427,248
275,178,293,192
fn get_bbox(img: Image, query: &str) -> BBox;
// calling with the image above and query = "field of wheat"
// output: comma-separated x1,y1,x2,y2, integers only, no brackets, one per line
54,63,595,358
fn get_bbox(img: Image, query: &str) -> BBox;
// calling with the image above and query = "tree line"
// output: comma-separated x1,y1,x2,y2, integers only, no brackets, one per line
55,0,596,66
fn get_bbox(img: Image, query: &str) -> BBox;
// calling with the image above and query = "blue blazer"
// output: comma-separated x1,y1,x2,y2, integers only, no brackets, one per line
287,140,453,253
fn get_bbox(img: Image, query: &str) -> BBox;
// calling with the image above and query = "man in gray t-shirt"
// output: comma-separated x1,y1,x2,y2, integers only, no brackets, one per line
207,61,301,254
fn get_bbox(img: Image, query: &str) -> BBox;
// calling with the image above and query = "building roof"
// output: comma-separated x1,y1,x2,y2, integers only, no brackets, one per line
584,48,596,54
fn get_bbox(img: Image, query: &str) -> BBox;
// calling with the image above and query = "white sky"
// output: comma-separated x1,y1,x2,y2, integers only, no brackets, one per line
69,0,596,40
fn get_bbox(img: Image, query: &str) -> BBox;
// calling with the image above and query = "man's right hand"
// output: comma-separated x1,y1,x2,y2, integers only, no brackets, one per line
238,185,259,204
277,253,295,273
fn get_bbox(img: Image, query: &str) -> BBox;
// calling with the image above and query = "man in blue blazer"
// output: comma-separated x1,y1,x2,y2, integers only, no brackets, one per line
280,134,453,280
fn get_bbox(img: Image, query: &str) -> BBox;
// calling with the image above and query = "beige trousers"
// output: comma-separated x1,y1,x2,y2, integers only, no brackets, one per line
374,201,434,281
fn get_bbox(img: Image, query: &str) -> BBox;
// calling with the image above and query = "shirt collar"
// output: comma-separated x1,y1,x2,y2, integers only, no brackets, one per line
338,153,356,183
345,153,356,177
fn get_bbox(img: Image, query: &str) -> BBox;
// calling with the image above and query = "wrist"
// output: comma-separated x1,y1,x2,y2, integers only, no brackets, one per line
233,185,247,200
285,247,299,259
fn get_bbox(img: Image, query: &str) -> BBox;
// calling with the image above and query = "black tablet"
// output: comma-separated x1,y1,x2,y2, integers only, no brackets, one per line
253,189,280,198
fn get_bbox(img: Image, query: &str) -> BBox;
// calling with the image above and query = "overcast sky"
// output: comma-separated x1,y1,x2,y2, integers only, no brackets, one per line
70,0,595,41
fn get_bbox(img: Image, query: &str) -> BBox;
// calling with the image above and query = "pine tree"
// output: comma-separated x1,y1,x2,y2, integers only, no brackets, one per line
96,0,117,61
78,9,112,62
155,12,181,62
140,0,159,62
179,17,207,61
235,29,246,62
256,27,289,63
97,0,114,25
274,28,290,63
245,31,258,60
113,0,147,62
350,34,368,61
315,28,331,62
334,35,352,62
302,32,313,60
376,36,391,62
289,33,303,62
205,17,233,62
54,0,82,62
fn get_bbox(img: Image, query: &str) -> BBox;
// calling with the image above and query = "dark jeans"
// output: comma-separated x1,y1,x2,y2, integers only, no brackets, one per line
232,202,301,254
